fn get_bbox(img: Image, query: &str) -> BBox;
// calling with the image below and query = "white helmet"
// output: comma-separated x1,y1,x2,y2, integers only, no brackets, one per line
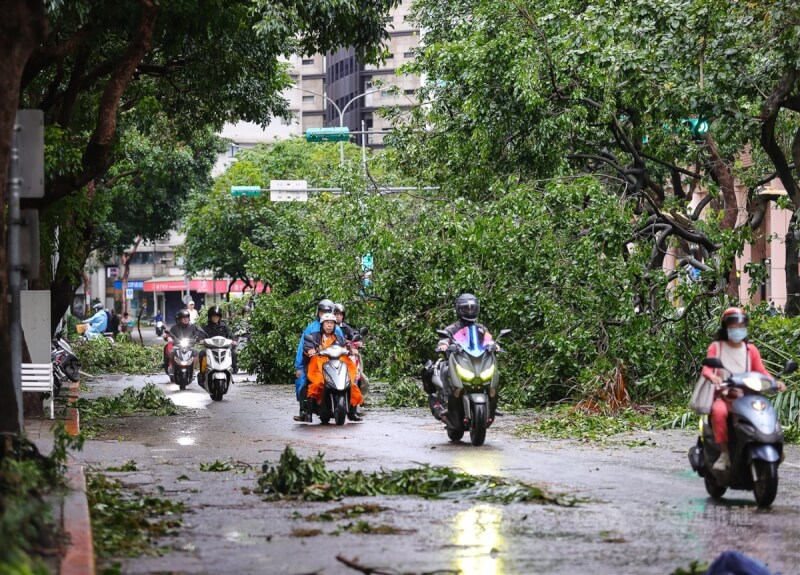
319,313,337,324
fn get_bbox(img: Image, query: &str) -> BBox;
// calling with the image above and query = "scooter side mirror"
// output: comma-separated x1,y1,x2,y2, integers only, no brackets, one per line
702,357,724,369
782,359,798,375
359,326,369,336
498,329,511,339
303,334,316,344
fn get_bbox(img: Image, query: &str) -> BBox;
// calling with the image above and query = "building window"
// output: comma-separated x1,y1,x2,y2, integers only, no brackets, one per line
302,95,314,102
302,58,315,65
404,88,415,95
403,51,415,58
281,116,292,126
381,90,393,97
385,53,394,59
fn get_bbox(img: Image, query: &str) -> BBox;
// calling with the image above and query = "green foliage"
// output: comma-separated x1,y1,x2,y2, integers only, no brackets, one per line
199,460,233,473
255,446,574,505
87,474,185,558
0,427,83,574
74,383,179,435
105,460,138,472
73,339,162,375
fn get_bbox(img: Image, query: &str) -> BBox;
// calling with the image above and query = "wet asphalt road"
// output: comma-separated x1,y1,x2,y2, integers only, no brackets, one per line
74,373,800,575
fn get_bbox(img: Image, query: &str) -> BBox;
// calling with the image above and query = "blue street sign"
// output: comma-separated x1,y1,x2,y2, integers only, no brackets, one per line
231,186,262,197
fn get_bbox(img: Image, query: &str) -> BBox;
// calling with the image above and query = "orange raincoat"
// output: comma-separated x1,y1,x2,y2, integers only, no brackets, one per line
307,333,362,407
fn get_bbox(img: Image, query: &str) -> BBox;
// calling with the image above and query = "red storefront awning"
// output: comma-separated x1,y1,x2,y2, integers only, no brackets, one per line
142,279,266,293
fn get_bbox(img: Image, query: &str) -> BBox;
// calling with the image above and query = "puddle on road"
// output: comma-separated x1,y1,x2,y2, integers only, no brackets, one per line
452,504,506,575
166,388,213,410
176,436,196,446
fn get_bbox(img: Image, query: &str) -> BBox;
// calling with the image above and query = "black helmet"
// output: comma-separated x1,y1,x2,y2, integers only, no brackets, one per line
455,293,480,323
175,309,190,322
93,303,104,312
242,305,251,314
208,306,222,320
317,299,335,314
334,303,345,316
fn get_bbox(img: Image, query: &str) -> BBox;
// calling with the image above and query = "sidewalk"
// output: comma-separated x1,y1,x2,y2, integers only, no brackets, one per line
24,379,95,575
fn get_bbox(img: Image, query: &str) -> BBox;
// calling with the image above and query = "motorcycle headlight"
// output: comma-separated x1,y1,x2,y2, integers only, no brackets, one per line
180,339,189,347
480,365,495,381
455,363,475,381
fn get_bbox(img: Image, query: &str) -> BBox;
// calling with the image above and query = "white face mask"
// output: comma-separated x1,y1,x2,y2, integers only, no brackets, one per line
727,327,747,343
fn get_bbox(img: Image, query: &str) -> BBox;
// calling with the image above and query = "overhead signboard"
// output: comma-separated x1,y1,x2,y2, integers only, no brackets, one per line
270,179,308,202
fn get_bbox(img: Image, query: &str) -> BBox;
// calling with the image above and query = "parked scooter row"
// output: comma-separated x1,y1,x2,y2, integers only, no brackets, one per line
52,328,80,396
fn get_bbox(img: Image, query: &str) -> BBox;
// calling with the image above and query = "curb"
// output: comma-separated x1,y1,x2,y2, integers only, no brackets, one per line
61,380,95,575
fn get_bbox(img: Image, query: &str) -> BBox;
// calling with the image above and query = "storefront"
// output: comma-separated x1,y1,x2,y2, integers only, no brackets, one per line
142,278,266,321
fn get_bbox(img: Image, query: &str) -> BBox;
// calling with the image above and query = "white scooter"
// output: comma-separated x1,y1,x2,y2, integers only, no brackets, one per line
198,335,235,401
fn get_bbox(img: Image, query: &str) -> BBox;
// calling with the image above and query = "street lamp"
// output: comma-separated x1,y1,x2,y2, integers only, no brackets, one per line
294,86,383,165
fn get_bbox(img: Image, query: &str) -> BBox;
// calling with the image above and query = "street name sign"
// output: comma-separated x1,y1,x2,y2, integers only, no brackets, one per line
230,185,262,197
270,179,308,202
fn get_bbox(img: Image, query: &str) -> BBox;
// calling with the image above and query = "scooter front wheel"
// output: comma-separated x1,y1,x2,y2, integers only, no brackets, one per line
752,460,778,508
334,395,347,426
470,403,488,446
64,360,80,382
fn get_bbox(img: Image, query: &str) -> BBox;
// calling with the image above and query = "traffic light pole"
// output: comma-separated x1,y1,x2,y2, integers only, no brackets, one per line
294,87,382,165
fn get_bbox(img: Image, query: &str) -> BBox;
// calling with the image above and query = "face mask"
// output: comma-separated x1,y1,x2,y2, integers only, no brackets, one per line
727,328,747,343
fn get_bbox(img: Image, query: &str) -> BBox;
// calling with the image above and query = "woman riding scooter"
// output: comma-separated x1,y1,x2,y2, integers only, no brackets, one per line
701,307,786,472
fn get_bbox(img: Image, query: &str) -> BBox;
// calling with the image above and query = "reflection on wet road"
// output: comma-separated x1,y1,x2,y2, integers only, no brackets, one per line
453,504,505,575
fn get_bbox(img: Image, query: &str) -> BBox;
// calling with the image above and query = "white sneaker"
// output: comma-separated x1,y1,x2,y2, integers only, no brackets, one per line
712,451,730,473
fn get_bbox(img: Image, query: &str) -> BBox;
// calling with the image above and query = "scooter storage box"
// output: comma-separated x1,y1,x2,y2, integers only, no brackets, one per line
688,444,705,476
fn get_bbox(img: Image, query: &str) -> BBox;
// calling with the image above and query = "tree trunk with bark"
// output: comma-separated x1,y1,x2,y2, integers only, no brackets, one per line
0,0,47,435
121,236,142,315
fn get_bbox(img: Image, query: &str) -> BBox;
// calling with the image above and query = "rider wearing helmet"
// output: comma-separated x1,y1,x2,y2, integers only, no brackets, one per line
82,302,109,339
301,312,363,421
424,293,495,421
294,299,345,421
701,307,785,472
163,309,204,372
199,305,238,384
333,303,356,341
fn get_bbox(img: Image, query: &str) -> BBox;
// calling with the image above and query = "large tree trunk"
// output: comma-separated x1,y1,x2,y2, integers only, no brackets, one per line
0,0,47,436
785,219,800,316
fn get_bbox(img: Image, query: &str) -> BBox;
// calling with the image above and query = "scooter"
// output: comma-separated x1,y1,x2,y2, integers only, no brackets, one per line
51,328,80,396
166,338,197,390
428,326,510,446
154,318,165,337
303,333,359,426
347,327,369,392
198,335,235,401
234,328,250,373
688,356,797,507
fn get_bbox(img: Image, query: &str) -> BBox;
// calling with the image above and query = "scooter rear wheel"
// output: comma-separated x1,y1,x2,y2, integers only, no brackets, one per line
64,360,80,382
752,460,778,508
704,471,727,499
447,428,464,442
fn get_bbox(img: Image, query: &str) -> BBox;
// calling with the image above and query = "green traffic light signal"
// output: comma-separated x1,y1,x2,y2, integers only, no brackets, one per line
682,118,709,139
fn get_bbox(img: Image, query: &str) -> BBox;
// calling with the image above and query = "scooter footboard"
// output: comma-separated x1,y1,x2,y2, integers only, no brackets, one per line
748,444,781,463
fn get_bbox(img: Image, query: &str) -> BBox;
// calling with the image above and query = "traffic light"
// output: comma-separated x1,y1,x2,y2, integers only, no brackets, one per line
682,118,709,139
305,127,351,142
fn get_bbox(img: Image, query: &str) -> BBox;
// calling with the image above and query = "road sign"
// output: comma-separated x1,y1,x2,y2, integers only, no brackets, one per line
270,179,308,202
126,288,134,299
16,110,44,198
305,127,350,142
230,185,262,197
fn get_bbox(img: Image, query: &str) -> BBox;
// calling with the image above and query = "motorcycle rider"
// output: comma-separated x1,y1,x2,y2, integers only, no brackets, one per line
423,293,495,421
163,309,204,372
199,306,238,384
294,299,344,421
303,313,363,421
333,303,356,341
701,307,785,472
82,303,109,339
